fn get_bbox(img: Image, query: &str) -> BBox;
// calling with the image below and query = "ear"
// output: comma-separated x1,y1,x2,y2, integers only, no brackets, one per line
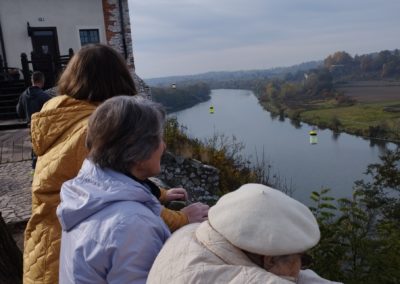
263,256,275,270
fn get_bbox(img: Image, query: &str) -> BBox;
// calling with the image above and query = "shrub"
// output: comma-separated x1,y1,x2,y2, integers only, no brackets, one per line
309,149,400,283
164,117,290,195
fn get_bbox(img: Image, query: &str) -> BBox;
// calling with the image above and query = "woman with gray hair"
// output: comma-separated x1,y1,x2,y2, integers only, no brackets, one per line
56,96,177,283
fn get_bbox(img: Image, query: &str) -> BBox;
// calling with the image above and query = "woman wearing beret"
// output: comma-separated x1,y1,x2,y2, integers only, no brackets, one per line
148,184,342,284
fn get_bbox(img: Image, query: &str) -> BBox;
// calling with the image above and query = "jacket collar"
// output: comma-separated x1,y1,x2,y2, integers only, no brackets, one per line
195,221,258,267
195,221,297,283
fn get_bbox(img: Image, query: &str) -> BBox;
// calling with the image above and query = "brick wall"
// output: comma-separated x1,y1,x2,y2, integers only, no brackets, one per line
102,0,134,71
102,0,151,97
102,0,151,98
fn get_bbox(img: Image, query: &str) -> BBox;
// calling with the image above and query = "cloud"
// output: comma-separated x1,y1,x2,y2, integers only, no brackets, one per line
129,0,400,78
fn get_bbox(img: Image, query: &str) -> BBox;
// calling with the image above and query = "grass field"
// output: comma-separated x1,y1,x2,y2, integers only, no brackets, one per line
302,102,400,134
301,81,400,141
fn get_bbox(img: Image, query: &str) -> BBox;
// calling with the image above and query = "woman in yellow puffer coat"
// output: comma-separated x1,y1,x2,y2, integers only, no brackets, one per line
23,44,209,284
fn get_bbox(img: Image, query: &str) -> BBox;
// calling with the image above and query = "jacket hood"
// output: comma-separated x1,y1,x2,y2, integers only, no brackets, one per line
31,95,97,156
57,159,163,231
25,86,43,99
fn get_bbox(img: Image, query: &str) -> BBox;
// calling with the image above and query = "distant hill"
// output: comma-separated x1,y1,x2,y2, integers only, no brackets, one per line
145,60,322,87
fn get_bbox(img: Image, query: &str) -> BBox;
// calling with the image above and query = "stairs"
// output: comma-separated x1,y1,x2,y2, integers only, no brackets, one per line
0,80,26,120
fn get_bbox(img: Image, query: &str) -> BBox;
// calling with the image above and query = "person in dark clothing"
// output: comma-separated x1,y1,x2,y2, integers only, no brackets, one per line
16,71,51,168
16,71,51,125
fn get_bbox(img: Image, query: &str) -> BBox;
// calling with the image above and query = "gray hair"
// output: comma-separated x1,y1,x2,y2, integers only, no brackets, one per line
86,95,166,173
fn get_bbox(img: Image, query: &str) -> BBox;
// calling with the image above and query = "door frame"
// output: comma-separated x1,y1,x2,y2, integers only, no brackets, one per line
29,26,60,57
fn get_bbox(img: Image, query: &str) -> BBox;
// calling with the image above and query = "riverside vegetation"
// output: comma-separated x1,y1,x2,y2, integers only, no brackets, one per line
151,82,211,113
150,48,400,142
258,50,400,142
151,49,400,282
164,118,400,283
164,117,292,196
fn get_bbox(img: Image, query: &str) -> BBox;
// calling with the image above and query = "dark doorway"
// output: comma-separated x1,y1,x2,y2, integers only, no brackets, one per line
29,27,60,88
30,27,60,58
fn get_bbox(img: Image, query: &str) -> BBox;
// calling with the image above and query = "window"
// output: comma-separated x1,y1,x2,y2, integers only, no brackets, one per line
79,29,100,46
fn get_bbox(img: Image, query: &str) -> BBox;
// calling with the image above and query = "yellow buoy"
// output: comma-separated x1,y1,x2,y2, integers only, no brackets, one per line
309,129,318,144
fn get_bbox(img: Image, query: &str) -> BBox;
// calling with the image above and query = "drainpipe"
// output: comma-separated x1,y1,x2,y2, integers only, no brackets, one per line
118,0,128,59
0,19,8,69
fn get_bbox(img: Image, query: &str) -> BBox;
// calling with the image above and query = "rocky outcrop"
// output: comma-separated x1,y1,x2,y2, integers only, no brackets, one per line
132,72,152,99
156,151,220,205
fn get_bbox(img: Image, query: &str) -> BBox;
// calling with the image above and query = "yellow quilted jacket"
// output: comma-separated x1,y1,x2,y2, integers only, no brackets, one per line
23,95,188,284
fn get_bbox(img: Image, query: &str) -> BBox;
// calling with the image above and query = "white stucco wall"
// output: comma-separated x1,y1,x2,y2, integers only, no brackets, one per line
0,0,106,69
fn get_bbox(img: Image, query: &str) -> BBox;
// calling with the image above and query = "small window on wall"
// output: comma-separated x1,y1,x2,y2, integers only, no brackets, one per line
79,29,100,46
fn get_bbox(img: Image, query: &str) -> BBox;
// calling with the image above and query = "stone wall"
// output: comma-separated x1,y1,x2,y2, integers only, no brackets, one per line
102,0,134,71
102,0,151,98
156,152,220,205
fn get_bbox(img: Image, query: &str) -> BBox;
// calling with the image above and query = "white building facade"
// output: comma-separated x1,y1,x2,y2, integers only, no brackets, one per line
0,0,135,74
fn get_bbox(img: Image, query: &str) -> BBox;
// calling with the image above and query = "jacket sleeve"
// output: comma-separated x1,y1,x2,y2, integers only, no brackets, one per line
16,93,26,119
105,214,168,284
161,207,188,232
159,188,168,203
40,92,52,106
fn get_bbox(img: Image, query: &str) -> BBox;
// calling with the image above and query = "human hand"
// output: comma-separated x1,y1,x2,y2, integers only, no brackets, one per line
180,202,209,223
165,187,188,202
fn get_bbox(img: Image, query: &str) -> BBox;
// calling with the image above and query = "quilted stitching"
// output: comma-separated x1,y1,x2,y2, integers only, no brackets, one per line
23,96,96,284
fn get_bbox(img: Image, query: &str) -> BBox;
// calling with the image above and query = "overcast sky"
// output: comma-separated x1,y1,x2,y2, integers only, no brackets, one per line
128,0,400,79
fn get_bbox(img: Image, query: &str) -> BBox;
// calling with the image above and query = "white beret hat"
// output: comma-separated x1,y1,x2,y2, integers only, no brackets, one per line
208,183,320,256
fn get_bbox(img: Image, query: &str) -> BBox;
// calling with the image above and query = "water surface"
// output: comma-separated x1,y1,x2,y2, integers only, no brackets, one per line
171,89,397,204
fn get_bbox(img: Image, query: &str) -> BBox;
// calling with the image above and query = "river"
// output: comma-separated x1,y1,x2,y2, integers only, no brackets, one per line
170,89,398,204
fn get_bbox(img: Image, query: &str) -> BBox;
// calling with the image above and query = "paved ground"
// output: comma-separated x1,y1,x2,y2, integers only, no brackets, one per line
0,161,32,223
0,128,32,250
0,128,31,163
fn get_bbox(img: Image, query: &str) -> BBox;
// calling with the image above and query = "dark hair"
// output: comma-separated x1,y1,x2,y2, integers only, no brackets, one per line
86,96,166,173
57,44,137,102
32,71,45,84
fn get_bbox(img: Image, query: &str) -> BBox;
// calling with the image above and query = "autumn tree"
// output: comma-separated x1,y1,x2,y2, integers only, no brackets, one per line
324,51,354,68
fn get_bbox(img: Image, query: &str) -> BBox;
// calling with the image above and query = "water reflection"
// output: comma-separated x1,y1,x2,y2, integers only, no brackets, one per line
290,119,302,129
269,112,278,120
369,138,387,150
332,132,340,141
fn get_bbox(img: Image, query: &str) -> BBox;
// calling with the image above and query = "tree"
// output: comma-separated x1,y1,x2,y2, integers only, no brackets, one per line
309,148,400,283
367,149,400,189
324,51,353,68
360,55,374,72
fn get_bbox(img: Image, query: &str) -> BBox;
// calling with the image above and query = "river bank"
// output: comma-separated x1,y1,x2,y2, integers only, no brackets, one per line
258,97,400,144
171,89,398,204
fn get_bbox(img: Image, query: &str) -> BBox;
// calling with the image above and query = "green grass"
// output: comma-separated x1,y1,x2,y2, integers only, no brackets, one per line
307,99,342,109
300,100,400,140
